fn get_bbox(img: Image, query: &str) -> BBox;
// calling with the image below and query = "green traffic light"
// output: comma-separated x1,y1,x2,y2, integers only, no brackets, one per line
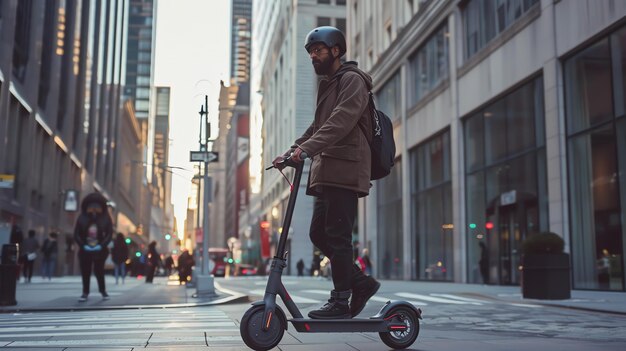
135,252,141,257
469,223,477,229
227,258,234,264
165,234,171,240
125,238,131,244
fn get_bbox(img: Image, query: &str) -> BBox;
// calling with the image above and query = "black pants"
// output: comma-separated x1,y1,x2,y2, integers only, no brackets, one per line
22,257,35,281
146,263,157,283
309,186,357,292
79,251,106,295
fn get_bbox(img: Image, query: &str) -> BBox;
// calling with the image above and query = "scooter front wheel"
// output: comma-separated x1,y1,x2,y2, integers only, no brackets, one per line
379,306,420,349
240,305,285,351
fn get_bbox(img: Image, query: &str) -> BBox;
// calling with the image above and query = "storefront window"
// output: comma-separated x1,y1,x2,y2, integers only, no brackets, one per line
565,28,626,291
410,131,453,281
464,76,547,285
377,160,404,280
564,39,613,135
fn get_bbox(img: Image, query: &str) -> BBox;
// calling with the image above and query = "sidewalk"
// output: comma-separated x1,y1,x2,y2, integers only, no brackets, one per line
398,280,626,315
0,275,246,313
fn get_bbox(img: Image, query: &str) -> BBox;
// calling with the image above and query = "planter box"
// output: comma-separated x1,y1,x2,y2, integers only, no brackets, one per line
521,253,571,300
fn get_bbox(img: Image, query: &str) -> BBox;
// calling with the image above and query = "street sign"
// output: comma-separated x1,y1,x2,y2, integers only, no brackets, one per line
0,174,15,189
190,151,218,163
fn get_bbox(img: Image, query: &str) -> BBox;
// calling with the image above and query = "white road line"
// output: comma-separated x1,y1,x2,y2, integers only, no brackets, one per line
395,292,480,305
509,303,542,308
249,289,320,303
368,295,428,306
430,293,490,303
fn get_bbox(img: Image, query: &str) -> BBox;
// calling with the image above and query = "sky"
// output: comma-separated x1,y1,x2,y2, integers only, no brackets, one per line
153,0,231,239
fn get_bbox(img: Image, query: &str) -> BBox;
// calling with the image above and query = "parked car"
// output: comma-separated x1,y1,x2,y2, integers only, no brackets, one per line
237,264,258,276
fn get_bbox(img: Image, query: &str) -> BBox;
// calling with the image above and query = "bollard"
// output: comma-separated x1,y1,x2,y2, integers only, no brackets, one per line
0,244,19,306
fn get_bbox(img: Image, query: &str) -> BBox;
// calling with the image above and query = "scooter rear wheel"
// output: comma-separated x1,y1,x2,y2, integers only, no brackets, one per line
379,306,419,349
240,305,285,351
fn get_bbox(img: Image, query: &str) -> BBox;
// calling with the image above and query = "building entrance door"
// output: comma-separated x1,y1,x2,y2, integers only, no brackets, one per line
497,206,523,285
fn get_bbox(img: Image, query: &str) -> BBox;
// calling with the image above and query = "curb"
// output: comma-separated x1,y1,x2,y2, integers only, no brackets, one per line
461,292,626,316
0,283,249,313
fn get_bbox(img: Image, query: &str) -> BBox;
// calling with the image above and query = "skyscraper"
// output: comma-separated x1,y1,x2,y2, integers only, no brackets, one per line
230,0,252,84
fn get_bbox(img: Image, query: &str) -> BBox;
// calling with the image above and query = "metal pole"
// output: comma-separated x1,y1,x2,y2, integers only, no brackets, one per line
202,95,210,275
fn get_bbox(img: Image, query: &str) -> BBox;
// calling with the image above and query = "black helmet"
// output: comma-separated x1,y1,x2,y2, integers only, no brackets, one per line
304,26,346,57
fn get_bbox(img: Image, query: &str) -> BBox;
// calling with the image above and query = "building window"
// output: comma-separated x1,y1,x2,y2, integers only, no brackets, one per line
317,16,331,27
12,0,33,81
564,27,626,291
463,0,539,59
336,18,346,34
410,130,453,281
376,70,401,122
377,159,404,279
464,76,547,285
317,0,330,4
408,23,449,107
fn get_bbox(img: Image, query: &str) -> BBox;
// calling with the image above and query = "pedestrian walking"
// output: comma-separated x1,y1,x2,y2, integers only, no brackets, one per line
9,224,23,281
40,232,58,280
21,230,40,283
177,249,194,285
479,241,489,284
296,258,305,277
145,241,162,283
164,255,174,276
74,192,112,302
360,248,373,276
272,26,380,319
111,233,129,285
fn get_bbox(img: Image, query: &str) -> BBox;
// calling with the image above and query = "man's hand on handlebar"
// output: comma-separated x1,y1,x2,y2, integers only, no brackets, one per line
291,148,305,163
272,155,288,170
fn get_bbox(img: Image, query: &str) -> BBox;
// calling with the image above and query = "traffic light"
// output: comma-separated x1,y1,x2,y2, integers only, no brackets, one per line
135,251,142,257
469,223,477,229
125,238,131,244
165,234,171,240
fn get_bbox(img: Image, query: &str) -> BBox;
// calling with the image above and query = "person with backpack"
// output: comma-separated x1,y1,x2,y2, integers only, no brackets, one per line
40,232,58,280
74,192,112,302
272,26,381,319
111,233,129,285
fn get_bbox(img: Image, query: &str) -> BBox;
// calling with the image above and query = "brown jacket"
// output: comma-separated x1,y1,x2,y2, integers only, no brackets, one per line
294,62,373,197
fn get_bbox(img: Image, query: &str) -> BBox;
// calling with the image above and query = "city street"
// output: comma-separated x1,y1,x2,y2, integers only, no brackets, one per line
1,276,625,350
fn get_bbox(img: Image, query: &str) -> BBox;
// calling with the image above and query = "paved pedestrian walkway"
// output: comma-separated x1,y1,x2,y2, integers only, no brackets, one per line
0,275,245,312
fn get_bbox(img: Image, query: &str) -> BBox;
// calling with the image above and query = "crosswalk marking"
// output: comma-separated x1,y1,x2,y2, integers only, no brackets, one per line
430,293,490,304
0,308,239,345
249,289,321,303
395,292,482,305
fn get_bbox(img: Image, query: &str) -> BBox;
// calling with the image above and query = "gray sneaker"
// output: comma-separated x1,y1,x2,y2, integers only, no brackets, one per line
101,292,110,301
78,294,88,302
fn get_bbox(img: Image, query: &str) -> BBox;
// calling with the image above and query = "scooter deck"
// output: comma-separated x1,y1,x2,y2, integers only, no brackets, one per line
290,317,393,333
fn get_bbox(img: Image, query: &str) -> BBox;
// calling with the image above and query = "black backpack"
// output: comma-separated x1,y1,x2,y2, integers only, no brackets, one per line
359,92,396,180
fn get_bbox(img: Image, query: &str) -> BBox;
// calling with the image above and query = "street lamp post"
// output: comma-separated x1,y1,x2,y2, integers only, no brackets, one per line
190,95,218,297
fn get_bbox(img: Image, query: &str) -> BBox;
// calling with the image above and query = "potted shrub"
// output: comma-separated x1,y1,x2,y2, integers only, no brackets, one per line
521,232,571,300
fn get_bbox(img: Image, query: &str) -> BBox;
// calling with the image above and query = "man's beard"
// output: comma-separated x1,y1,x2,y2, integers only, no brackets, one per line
312,55,334,75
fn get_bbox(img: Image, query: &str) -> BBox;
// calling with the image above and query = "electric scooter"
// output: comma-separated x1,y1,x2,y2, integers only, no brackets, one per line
240,154,422,351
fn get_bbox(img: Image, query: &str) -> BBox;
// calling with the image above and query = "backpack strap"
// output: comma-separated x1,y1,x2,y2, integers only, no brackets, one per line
336,72,376,145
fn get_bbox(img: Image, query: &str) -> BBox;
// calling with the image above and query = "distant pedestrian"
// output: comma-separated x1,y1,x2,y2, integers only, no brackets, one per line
296,259,305,277
40,232,59,280
74,192,112,302
9,225,23,281
361,248,372,276
164,255,174,276
111,233,129,285
145,241,162,283
177,249,195,284
479,242,489,284
21,230,40,283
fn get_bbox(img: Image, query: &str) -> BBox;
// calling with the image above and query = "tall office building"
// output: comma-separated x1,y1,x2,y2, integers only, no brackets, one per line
248,0,347,274
230,0,252,84
124,0,156,120
0,0,130,274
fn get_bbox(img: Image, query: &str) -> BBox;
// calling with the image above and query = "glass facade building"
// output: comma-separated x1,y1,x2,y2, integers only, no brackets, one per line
564,27,626,291
348,0,626,291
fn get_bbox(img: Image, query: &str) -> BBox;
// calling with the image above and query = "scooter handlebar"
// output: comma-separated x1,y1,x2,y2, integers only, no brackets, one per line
266,152,308,170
